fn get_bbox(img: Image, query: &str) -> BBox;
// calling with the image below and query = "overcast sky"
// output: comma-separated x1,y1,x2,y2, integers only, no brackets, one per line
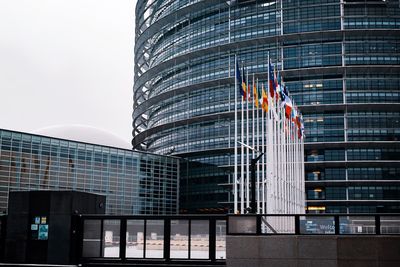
0,0,135,146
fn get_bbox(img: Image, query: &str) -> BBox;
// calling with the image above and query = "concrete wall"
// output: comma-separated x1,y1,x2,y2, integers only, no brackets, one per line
227,235,400,267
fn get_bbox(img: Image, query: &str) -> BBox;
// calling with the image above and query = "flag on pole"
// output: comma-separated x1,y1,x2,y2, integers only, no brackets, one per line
279,84,287,102
291,106,297,123
284,97,293,120
273,65,279,99
242,65,247,101
257,79,263,106
262,84,268,112
268,61,276,98
253,78,259,108
233,54,306,220
236,61,245,99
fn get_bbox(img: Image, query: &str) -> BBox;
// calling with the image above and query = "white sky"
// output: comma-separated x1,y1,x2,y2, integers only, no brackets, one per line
0,0,135,146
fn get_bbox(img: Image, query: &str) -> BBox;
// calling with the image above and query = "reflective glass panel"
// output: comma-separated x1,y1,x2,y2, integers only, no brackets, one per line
82,220,101,258
126,219,144,258
103,219,120,257
170,220,188,259
380,216,400,234
216,220,226,260
190,220,209,259
300,216,335,234
145,220,164,258
339,216,375,234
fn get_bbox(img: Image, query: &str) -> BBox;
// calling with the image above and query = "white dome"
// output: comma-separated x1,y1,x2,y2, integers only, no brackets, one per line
33,124,131,149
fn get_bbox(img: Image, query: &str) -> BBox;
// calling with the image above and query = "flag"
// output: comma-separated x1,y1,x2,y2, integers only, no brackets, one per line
300,115,305,139
273,65,278,96
257,80,263,105
242,65,247,100
276,70,282,101
295,114,301,129
284,96,293,119
291,105,297,123
279,84,287,102
253,79,259,108
236,60,245,99
268,61,275,98
262,84,268,112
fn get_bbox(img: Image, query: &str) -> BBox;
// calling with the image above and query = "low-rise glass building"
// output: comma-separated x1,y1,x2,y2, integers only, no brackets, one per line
0,129,179,215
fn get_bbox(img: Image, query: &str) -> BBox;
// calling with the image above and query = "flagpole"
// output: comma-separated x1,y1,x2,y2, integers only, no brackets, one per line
251,74,256,213
292,111,295,216
256,78,260,213
267,52,274,216
291,112,294,215
276,99,287,230
241,64,245,214
261,84,265,215
234,55,238,213
301,128,305,213
293,118,300,215
246,69,250,210
297,117,300,213
266,52,270,215
292,116,295,214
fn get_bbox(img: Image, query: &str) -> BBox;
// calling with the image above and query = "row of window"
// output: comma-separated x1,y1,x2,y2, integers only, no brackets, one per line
344,5,400,16
149,124,399,152
305,167,399,181
319,204,400,214
307,186,400,200
344,17,400,29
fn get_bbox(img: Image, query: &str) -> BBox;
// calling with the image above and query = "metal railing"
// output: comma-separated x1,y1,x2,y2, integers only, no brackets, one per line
227,214,400,235
73,214,227,265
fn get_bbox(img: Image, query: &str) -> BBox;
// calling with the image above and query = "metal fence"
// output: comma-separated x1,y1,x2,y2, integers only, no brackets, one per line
74,214,227,265
227,214,400,235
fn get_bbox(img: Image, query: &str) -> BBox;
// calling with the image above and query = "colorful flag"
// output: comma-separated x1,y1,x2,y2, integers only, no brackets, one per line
236,60,245,99
257,80,263,105
295,114,301,129
262,84,268,112
274,66,284,102
242,65,247,101
298,116,305,139
284,96,293,119
291,105,297,123
253,80,259,108
279,84,287,102
268,61,275,98
276,70,282,101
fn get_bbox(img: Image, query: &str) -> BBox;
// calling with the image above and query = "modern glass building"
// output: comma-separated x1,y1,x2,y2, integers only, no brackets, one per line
0,129,179,215
133,0,400,213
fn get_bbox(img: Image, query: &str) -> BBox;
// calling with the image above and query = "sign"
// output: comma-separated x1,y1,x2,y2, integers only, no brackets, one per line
31,215,49,240
38,225,49,240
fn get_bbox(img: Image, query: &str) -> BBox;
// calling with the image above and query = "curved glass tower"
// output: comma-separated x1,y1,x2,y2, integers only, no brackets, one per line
133,0,400,213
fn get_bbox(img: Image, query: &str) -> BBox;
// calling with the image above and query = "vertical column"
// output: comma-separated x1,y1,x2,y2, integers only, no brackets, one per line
164,218,171,261
209,218,216,261
120,219,127,261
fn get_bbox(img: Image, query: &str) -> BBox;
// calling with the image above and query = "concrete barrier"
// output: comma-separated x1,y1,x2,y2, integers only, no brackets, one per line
226,235,400,267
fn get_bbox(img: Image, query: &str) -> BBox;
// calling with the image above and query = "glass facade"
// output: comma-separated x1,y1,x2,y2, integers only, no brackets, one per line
133,0,400,213
0,129,179,215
